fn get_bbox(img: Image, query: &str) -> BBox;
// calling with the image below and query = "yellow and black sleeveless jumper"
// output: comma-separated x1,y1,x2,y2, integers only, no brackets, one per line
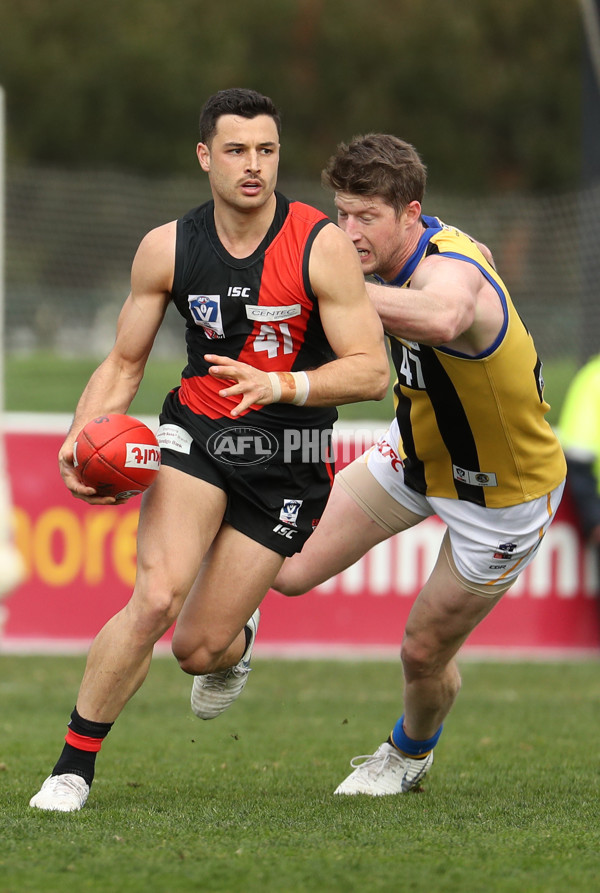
385,215,566,507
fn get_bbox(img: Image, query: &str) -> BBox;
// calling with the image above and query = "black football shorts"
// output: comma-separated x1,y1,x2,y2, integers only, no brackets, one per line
157,388,335,557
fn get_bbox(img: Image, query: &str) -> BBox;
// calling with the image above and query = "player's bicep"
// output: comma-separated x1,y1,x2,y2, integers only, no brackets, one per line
412,256,479,320
309,225,384,358
112,223,175,366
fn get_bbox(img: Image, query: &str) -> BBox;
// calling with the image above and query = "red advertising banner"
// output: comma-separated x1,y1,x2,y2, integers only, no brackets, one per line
2,418,599,655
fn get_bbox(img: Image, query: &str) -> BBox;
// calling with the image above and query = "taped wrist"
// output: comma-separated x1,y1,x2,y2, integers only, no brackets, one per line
267,371,310,406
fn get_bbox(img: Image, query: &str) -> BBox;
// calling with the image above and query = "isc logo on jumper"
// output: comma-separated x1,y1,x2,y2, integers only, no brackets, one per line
125,444,161,469
206,427,279,466
188,294,225,339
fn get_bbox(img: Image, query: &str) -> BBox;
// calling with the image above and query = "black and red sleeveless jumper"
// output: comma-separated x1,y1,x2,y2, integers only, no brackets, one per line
169,191,337,434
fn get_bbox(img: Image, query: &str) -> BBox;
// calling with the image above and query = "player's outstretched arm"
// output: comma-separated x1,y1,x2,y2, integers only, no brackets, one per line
368,253,504,356
59,222,175,502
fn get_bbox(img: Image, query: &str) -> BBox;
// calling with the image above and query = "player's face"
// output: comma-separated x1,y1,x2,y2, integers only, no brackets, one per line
197,114,280,212
334,193,417,282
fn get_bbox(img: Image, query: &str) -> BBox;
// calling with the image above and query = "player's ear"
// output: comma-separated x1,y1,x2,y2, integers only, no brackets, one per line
405,200,422,223
197,142,210,172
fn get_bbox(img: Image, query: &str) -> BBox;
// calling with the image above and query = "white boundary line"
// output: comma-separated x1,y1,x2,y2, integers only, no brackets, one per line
1,636,598,662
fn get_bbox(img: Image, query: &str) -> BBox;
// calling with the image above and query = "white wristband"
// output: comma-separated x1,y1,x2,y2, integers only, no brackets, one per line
290,371,310,406
267,371,282,402
267,370,310,405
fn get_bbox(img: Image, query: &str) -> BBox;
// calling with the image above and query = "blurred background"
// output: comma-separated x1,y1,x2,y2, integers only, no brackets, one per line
1,0,599,423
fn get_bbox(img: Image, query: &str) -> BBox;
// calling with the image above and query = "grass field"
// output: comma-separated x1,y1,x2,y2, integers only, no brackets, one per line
2,354,591,891
1,656,600,893
4,353,578,425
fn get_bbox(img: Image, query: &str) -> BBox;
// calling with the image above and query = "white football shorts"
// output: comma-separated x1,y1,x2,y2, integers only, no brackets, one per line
337,418,565,593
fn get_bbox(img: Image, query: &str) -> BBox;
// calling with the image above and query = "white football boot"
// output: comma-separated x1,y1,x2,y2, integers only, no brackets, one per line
334,742,433,796
191,609,260,720
29,774,90,812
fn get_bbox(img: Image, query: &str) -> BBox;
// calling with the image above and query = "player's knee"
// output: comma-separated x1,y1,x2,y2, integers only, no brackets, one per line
175,648,214,675
400,634,440,680
400,634,462,697
171,628,227,674
128,580,186,641
133,600,180,642
271,560,310,597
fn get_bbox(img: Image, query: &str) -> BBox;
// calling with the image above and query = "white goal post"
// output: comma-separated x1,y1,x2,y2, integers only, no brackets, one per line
0,84,5,416
0,84,25,602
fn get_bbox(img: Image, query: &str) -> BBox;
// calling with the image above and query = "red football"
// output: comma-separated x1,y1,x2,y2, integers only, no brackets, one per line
73,414,161,499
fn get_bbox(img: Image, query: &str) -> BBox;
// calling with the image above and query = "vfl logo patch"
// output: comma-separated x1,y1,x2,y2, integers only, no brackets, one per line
279,498,303,527
494,542,517,560
453,466,498,487
188,295,225,339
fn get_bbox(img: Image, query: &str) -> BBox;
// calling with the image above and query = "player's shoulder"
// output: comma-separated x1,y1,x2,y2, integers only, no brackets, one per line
138,220,177,254
412,248,481,291
178,199,213,225
429,220,492,266
309,220,364,293
132,221,177,286
279,195,339,254
287,196,329,223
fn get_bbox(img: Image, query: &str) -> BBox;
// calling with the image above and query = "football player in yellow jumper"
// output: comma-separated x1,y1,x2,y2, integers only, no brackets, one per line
274,134,566,797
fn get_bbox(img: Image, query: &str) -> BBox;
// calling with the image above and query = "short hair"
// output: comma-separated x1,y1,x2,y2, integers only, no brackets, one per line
322,134,427,215
199,88,281,145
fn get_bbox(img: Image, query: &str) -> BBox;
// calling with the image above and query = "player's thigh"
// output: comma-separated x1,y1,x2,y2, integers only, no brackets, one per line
277,458,425,595
404,534,505,661
134,464,227,601
174,522,284,653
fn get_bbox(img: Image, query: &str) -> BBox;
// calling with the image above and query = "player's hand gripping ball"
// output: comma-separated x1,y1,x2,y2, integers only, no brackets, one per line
73,414,161,499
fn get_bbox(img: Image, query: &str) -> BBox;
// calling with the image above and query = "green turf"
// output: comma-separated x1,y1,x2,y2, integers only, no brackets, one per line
1,656,599,892
4,353,185,419
3,353,578,425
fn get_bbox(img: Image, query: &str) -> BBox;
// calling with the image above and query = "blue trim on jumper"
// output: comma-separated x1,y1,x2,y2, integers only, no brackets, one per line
391,714,443,756
433,253,509,359
374,215,443,287
374,227,510,360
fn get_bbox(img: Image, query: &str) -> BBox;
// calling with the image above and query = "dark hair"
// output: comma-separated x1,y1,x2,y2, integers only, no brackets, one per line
199,88,281,145
322,134,427,215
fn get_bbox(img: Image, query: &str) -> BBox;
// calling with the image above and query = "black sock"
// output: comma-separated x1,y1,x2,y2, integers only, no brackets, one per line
52,743,98,786
51,707,114,788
